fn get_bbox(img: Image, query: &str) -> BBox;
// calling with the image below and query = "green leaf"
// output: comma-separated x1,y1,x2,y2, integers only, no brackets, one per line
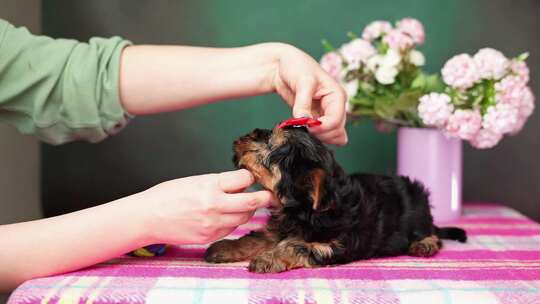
354,108,376,116
411,73,427,90
471,92,484,108
374,97,397,121
347,31,358,40
375,41,389,54
424,74,445,92
358,81,375,94
395,91,423,111
516,52,529,62
351,96,373,106
480,80,496,114
321,39,335,53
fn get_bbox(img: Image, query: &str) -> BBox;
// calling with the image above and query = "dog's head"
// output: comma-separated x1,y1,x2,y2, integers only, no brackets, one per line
233,126,338,212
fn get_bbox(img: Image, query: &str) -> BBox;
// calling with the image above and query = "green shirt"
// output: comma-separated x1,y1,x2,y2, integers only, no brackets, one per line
0,19,132,145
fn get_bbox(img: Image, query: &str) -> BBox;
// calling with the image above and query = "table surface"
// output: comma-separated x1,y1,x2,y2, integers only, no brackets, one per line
8,203,540,304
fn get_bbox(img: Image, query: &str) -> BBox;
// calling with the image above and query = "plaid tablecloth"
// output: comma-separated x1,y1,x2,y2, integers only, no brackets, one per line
8,203,540,304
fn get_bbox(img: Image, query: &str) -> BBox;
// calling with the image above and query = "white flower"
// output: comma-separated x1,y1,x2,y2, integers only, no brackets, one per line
367,49,401,85
366,55,383,72
345,99,352,113
365,49,402,85
342,79,359,101
367,49,402,72
341,79,359,113
375,65,399,84
408,50,425,66
382,49,402,66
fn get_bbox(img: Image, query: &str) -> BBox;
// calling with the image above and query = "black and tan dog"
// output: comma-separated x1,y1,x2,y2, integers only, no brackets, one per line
204,125,467,273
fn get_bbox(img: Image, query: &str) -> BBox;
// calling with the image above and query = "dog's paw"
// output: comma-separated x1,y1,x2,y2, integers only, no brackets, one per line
204,240,240,263
409,237,440,257
248,253,287,273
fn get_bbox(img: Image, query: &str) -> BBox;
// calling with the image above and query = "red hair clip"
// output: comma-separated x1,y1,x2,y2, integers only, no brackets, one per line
277,117,322,129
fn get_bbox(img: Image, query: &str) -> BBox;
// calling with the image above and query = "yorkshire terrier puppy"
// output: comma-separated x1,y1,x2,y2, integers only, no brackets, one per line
204,125,467,273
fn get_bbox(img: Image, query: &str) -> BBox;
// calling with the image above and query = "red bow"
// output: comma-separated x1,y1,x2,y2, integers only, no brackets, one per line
277,117,322,129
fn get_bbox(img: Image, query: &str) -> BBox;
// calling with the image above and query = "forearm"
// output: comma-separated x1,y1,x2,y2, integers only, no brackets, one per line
119,42,289,114
0,194,150,292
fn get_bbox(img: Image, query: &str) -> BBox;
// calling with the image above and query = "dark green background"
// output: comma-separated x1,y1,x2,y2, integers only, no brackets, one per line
41,1,540,221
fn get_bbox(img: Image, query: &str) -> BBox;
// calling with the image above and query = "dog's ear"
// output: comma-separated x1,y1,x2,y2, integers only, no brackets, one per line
307,168,332,211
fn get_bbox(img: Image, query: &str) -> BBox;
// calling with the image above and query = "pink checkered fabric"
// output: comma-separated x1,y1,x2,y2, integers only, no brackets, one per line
8,203,540,303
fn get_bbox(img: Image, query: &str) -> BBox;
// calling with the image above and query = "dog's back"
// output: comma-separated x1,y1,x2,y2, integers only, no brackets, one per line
347,173,465,258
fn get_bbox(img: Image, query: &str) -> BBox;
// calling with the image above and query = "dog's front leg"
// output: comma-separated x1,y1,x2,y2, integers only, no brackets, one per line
204,230,276,263
249,238,343,273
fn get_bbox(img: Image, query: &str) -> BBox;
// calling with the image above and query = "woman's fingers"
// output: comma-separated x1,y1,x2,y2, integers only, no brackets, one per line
209,227,237,242
305,75,347,144
275,79,296,107
311,89,346,130
217,169,255,193
292,77,317,118
216,210,256,228
316,128,348,146
219,191,273,213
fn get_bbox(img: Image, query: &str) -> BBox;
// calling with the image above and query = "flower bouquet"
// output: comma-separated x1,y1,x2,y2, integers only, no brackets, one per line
419,50,533,148
319,18,534,221
320,18,534,149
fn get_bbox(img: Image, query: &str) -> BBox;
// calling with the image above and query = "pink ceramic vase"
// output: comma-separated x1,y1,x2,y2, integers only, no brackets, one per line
397,127,462,223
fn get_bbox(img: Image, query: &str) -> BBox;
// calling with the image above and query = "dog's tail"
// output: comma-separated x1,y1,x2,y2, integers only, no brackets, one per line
435,226,467,243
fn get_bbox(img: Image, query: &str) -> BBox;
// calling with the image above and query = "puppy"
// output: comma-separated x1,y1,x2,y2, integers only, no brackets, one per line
205,126,467,273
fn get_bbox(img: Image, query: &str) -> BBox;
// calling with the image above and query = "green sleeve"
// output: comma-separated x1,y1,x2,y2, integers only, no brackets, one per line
0,19,133,145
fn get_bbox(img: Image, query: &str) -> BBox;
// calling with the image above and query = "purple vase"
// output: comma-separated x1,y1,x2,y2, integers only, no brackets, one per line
397,127,462,223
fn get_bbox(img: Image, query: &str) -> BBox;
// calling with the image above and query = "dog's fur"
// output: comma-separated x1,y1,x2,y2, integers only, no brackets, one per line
205,126,467,273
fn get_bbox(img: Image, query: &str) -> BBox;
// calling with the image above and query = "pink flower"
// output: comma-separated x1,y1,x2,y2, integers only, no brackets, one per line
509,59,530,84
518,86,535,119
495,75,527,107
445,109,482,140
362,20,393,41
340,38,376,66
473,48,509,80
320,52,343,80
383,29,414,51
441,54,481,89
470,128,503,149
482,103,520,134
396,18,425,44
511,117,528,135
511,86,535,134
418,93,454,127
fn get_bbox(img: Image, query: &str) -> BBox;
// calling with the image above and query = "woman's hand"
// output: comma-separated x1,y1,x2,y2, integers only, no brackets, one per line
269,44,348,145
120,43,348,145
138,169,272,245
0,169,269,292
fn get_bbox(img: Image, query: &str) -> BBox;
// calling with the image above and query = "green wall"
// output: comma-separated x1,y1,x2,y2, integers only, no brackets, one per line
41,0,467,215
198,0,465,173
